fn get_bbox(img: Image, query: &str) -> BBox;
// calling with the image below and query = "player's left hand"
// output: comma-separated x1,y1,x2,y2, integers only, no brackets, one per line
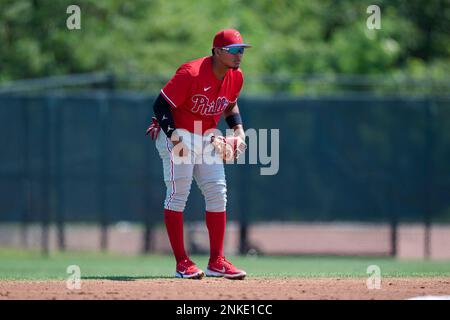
211,135,247,161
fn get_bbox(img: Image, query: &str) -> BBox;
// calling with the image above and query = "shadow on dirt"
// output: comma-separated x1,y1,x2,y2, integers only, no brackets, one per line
82,275,173,281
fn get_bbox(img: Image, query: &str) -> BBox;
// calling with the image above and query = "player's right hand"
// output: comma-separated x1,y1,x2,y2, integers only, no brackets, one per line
211,135,247,161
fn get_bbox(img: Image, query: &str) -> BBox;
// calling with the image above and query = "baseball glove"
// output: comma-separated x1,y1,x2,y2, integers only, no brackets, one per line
211,135,247,161
145,117,161,140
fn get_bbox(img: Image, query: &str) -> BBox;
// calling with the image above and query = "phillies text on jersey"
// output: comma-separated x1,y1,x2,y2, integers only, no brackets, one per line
160,56,243,134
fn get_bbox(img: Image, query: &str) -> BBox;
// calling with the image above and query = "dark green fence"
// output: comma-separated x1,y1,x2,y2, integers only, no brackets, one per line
1,91,449,251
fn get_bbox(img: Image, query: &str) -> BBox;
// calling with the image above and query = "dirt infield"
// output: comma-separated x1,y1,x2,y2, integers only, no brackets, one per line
1,278,450,300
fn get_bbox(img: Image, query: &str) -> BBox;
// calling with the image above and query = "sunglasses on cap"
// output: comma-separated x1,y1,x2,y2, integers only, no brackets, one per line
221,47,245,55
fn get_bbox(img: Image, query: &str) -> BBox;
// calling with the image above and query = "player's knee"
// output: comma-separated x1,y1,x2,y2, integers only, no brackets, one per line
164,177,192,212
200,180,227,212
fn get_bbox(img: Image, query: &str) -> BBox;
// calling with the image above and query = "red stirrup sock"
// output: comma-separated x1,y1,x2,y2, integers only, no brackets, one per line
164,209,188,263
206,211,226,260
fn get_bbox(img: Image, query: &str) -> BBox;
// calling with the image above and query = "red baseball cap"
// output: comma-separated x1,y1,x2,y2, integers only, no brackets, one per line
212,29,252,48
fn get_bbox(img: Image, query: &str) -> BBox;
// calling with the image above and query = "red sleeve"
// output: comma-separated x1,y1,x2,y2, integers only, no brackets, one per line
229,70,244,104
160,64,192,108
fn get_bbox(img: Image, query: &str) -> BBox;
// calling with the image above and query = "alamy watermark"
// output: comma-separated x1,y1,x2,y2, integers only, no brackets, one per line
66,5,81,30
366,265,381,290
366,5,381,30
168,121,279,176
66,265,81,290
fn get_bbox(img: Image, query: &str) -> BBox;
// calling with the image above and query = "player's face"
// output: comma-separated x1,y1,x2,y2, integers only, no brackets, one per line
217,47,244,69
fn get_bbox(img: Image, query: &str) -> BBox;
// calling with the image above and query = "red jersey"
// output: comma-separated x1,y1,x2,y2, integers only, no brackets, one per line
160,56,243,134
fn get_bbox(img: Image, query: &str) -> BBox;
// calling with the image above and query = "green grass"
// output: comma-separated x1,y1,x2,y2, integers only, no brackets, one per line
1,248,450,280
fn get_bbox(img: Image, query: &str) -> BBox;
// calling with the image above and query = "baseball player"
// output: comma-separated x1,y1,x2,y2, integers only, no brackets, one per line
146,29,250,280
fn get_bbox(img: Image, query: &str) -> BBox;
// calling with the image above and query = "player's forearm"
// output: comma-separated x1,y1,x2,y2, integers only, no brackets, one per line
153,94,176,138
224,103,245,139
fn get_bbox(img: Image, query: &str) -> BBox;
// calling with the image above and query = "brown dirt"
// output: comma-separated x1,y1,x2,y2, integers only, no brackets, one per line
1,278,450,300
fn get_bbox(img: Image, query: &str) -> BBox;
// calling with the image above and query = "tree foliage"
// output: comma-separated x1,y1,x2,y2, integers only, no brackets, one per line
1,0,449,92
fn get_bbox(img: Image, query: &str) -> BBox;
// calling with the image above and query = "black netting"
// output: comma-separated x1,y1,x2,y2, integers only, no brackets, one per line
0,92,449,224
